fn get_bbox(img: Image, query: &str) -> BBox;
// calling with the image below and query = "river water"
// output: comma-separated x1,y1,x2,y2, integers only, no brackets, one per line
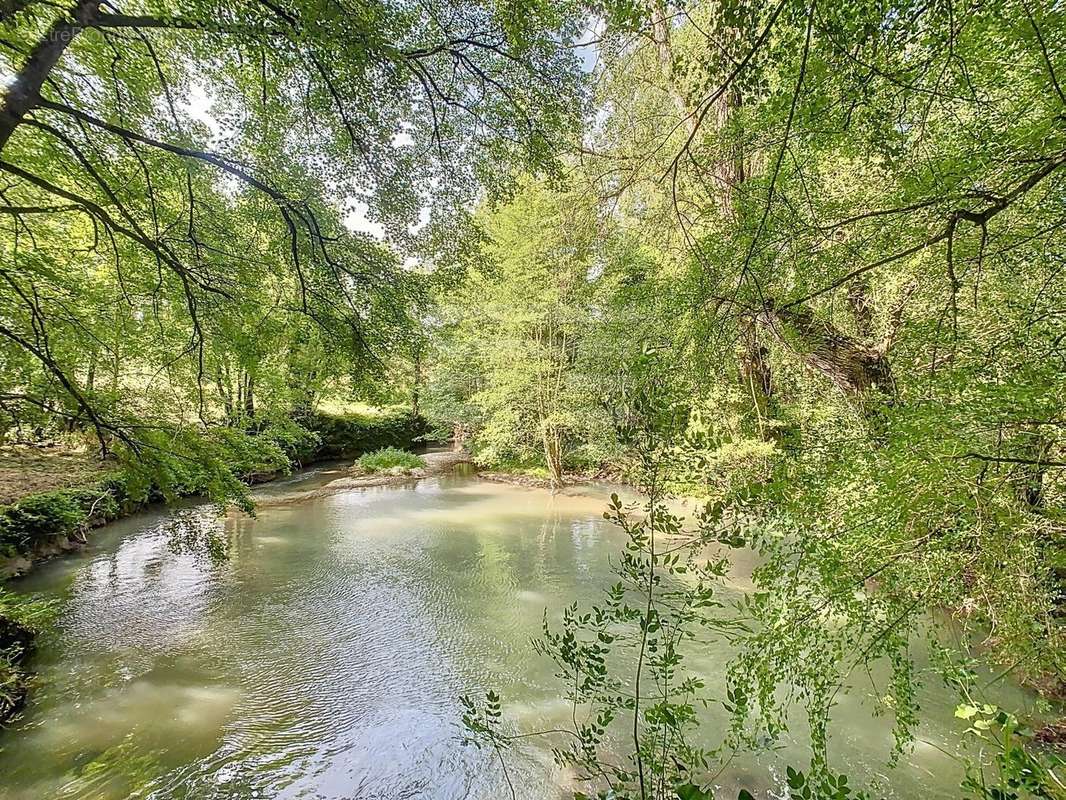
0,467,1040,799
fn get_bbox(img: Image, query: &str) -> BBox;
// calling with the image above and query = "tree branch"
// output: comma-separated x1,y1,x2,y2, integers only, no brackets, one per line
0,0,100,153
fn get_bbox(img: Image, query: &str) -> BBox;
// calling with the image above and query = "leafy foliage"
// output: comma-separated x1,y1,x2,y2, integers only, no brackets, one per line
443,0,1066,794
354,446,423,473
0,0,584,499
301,410,427,460
1,0,1065,795
463,366,739,799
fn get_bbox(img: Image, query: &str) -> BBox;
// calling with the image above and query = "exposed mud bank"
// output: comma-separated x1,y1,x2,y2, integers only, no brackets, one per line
1,508,113,581
477,468,619,490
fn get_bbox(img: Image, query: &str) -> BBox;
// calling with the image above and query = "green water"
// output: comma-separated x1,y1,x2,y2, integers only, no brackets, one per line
0,467,1040,799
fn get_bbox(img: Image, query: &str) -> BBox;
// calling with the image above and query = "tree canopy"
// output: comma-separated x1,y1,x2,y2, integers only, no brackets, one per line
430,1,1066,796
2,0,1065,796
0,0,585,492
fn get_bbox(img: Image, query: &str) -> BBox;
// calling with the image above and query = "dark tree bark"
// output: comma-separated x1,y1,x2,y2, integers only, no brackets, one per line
411,343,422,417
243,371,255,419
847,281,874,339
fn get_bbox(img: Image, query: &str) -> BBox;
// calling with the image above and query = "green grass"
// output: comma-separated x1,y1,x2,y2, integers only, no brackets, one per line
354,447,423,473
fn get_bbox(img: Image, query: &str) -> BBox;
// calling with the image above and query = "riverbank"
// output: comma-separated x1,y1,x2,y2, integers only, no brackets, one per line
254,449,474,506
0,410,428,725
0,411,427,580
0,613,32,726
479,465,621,491
0,446,109,506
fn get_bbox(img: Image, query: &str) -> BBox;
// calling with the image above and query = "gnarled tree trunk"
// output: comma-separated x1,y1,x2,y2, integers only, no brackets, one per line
761,303,895,398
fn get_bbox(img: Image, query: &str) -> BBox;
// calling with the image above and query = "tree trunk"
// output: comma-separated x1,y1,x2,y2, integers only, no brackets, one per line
762,304,894,398
542,425,564,489
648,0,742,218
451,422,468,452
648,1,771,426
847,281,874,339
243,371,255,419
214,366,233,423
86,351,96,392
411,345,422,417
1014,434,1051,509
0,0,100,153
649,0,695,137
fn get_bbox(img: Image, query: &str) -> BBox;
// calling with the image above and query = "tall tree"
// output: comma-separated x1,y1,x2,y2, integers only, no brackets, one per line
0,0,585,469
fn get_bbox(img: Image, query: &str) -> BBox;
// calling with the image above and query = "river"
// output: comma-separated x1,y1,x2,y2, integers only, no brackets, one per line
0,466,1040,799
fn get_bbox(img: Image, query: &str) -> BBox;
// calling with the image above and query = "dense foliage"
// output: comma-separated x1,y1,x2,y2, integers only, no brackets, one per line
437,0,1066,797
2,0,1064,797
0,0,583,497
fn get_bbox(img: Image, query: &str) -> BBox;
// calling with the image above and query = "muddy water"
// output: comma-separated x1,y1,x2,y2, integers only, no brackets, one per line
0,468,1039,799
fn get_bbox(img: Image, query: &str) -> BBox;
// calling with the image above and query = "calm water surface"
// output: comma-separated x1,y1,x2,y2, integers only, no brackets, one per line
0,468,1040,799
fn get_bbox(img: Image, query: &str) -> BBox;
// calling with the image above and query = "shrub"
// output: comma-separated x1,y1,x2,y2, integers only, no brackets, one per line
354,447,423,473
301,410,427,460
0,490,87,555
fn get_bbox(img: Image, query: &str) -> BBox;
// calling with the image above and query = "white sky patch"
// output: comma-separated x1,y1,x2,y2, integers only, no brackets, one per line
575,16,604,74
343,198,386,239
173,78,246,198
409,204,431,236
180,80,223,142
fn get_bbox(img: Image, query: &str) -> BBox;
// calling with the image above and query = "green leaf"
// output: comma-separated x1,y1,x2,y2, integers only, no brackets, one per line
955,704,979,720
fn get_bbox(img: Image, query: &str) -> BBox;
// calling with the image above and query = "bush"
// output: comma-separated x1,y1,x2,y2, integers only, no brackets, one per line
354,447,423,474
0,490,87,555
301,410,427,460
